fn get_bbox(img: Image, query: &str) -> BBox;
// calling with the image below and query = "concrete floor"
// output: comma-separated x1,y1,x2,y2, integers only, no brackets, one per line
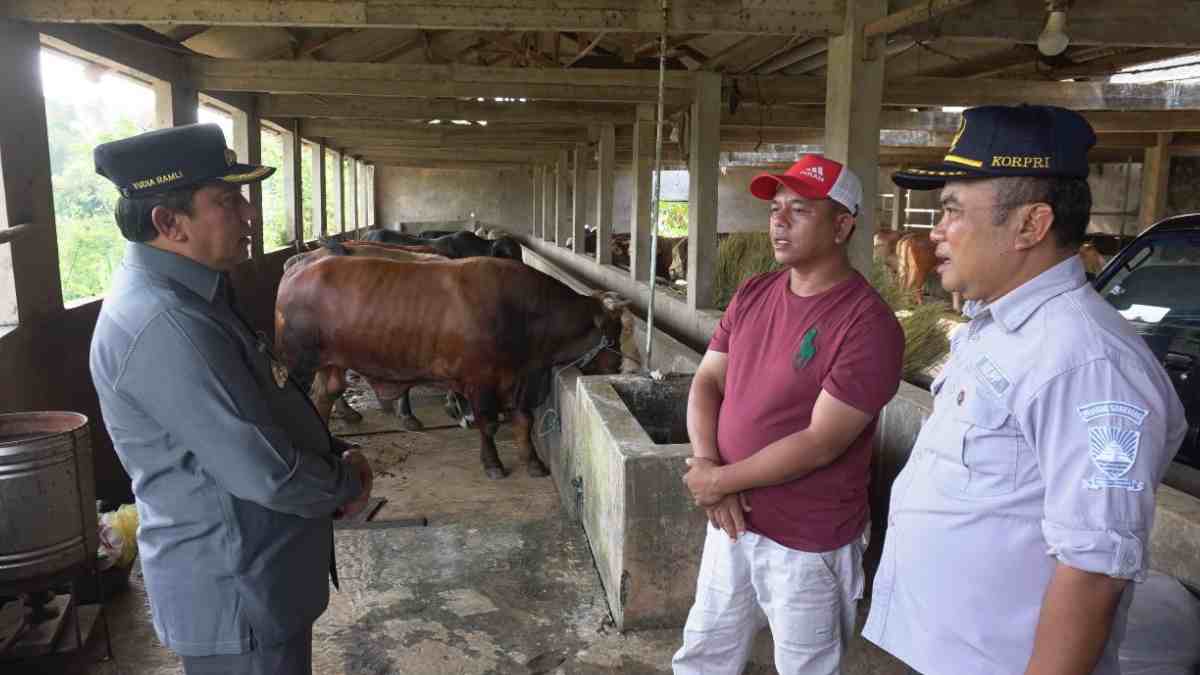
4,385,753,675
7,382,907,675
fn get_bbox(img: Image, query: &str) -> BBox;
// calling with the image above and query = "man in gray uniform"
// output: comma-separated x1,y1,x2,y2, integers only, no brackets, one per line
863,105,1187,675
89,124,373,674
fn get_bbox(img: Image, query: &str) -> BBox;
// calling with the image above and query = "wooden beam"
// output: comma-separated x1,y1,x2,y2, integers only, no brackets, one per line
723,106,1200,134
555,147,570,245
572,144,588,254
595,122,616,265
687,71,721,310
0,20,63,320
755,38,828,75
351,147,558,163
188,58,695,103
260,95,638,124
375,159,532,171
5,1,845,36
825,0,886,274
864,0,984,38
928,0,1200,49
297,119,590,143
992,48,1197,81
731,75,1200,110
1140,133,1172,229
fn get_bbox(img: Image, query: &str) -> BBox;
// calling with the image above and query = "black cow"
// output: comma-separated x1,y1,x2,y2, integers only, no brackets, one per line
364,229,522,261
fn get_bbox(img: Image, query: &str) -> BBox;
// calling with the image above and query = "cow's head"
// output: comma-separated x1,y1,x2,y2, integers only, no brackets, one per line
490,236,523,261
581,292,634,375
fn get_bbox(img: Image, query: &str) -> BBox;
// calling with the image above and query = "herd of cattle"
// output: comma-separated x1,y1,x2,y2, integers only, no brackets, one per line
273,221,1117,479
873,228,1111,308
275,227,638,479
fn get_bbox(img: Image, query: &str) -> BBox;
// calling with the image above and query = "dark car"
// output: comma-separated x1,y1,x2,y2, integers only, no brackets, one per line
1093,214,1200,469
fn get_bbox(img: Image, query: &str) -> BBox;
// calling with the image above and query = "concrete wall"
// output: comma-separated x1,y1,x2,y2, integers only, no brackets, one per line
375,166,536,234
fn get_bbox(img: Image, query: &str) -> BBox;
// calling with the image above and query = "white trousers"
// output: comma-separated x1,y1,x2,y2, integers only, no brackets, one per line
672,524,867,675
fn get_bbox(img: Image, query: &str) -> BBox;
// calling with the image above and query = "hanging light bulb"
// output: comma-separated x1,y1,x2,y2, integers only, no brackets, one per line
1037,9,1070,57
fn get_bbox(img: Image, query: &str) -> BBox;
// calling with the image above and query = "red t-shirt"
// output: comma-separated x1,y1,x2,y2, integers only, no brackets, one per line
709,269,904,552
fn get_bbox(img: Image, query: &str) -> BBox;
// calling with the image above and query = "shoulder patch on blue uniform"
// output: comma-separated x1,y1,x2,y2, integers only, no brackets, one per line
974,355,1010,395
1077,401,1150,426
1084,426,1145,492
1078,400,1149,492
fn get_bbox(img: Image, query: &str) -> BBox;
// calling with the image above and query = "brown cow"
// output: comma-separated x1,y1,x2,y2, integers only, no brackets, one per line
896,231,938,306
284,240,453,425
275,255,631,479
873,228,904,274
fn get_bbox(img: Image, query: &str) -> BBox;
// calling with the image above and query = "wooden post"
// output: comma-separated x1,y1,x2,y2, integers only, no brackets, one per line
572,143,587,255
282,123,300,244
1139,133,1172,230
687,72,721,309
630,103,655,282
824,0,887,274
0,19,63,320
331,149,344,234
556,147,570,246
531,166,543,238
349,157,359,231
155,80,199,128
236,99,265,259
365,164,375,227
891,187,904,231
313,142,326,237
596,122,615,265
542,165,554,241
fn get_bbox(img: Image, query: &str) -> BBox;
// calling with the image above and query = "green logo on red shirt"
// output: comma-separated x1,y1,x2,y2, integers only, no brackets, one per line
794,327,818,369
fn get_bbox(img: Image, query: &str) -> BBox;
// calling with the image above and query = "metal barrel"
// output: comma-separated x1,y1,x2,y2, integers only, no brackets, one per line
0,411,98,589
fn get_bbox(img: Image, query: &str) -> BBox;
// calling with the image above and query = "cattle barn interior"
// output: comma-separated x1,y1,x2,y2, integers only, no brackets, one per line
2,1,1200,672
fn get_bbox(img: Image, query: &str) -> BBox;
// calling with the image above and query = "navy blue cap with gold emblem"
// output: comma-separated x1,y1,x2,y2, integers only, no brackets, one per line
94,123,275,199
892,104,1096,191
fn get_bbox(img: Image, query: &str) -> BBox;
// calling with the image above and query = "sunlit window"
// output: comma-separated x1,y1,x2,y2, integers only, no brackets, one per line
42,47,156,305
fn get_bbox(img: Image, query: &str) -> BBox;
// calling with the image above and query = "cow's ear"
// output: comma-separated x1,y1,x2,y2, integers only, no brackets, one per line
602,294,631,314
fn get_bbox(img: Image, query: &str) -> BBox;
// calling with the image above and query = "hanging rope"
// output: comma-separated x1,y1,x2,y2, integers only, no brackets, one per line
643,0,670,376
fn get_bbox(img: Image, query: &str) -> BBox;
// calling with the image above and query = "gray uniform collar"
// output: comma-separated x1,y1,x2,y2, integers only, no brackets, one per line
962,256,1087,332
124,242,223,303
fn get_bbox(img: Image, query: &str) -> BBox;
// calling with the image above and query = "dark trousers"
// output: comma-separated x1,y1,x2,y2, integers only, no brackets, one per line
181,628,313,675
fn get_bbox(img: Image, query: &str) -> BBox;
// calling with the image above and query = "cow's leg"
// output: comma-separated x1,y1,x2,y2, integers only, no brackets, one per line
512,409,548,477
333,394,363,423
444,392,476,429
396,386,424,431
472,390,506,479
310,366,345,424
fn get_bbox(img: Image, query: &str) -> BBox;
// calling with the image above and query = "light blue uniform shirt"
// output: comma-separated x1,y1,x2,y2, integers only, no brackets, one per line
864,256,1187,675
89,243,361,656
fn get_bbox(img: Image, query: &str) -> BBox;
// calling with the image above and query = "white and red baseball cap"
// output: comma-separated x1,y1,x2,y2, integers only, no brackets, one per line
749,154,862,216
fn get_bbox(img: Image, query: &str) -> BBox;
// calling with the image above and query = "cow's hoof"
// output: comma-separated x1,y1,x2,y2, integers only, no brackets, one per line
485,466,508,480
527,461,550,478
400,416,424,431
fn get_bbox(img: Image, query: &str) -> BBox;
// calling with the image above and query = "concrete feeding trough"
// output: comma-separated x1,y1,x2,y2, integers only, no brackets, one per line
564,373,706,632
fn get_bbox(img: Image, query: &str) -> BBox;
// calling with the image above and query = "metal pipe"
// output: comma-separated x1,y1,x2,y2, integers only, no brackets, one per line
644,0,669,375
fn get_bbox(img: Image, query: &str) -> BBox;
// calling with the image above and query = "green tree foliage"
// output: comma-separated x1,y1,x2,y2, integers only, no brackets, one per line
325,152,339,233
658,201,689,237
260,130,290,251
45,84,153,304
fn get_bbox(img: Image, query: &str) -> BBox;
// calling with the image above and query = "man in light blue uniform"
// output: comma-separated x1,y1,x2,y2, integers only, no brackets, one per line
863,105,1187,675
89,124,373,674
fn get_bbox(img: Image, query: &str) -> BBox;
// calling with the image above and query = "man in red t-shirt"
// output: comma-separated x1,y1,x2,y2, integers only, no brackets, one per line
673,155,905,675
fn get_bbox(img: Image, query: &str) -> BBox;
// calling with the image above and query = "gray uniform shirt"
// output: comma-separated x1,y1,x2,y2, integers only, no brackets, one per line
89,243,361,656
863,256,1187,675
